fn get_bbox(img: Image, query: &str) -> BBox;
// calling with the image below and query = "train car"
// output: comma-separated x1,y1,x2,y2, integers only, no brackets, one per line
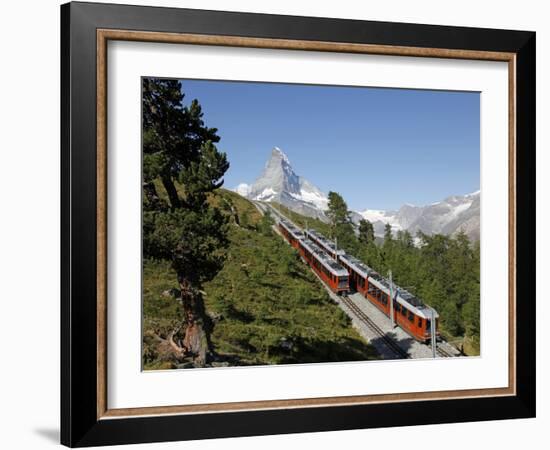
304,229,345,260
394,289,440,343
297,239,349,295
278,219,304,250
366,272,439,342
338,253,372,298
308,228,440,343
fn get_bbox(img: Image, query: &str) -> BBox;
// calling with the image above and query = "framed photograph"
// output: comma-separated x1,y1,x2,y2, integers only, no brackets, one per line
61,1,536,447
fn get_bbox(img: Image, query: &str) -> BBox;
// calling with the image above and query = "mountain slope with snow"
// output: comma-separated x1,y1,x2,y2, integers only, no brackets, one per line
359,191,480,240
235,147,329,221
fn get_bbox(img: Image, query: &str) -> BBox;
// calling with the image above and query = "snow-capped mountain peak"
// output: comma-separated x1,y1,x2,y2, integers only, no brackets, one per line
233,147,329,220
271,146,291,165
359,190,480,240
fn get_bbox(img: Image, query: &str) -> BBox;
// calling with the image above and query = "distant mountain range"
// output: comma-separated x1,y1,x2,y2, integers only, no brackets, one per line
234,147,480,241
359,191,480,241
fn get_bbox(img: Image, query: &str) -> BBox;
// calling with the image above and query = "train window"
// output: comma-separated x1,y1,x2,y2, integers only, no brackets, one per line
394,301,400,312
408,311,414,322
401,307,407,316
418,318,422,327
426,319,431,330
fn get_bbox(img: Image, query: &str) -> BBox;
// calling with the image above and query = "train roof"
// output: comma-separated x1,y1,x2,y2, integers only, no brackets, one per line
306,229,345,255
366,272,436,318
339,253,374,279
398,289,423,307
279,219,304,240
395,289,438,319
367,271,396,298
300,239,349,277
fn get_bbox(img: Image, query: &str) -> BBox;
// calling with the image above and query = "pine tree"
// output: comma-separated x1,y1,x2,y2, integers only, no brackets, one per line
326,191,357,252
358,219,375,245
419,278,446,312
442,302,463,336
258,210,274,236
463,296,480,348
383,223,393,242
327,191,351,227
398,230,414,248
142,78,229,366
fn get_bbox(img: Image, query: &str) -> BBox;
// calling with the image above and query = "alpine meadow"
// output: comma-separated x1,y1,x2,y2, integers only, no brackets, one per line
142,78,481,370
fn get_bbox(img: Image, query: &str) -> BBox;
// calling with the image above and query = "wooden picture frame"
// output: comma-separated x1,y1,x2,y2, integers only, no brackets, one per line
61,1,535,447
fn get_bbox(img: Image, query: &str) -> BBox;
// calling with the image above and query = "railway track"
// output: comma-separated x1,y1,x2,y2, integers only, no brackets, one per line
435,346,453,358
339,294,410,360
342,293,453,359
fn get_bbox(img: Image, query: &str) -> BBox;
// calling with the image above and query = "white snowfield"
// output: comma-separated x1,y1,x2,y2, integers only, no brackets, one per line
359,190,480,239
359,209,403,232
255,187,278,201
288,187,329,211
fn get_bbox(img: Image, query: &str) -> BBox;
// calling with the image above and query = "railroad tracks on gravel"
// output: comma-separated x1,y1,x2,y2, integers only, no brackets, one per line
435,346,453,358
339,294,410,360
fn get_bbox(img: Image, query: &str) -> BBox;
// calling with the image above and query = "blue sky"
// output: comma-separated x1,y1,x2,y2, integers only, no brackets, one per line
179,79,479,211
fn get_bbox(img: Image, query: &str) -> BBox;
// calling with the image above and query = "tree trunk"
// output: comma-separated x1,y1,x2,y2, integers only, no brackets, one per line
145,327,186,362
143,181,161,209
178,274,211,367
162,174,181,209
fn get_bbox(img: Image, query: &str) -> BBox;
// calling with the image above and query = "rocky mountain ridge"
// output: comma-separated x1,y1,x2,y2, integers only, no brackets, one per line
234,147,480,240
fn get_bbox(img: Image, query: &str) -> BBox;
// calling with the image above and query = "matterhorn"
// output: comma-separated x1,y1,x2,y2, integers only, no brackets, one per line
235,147,329,221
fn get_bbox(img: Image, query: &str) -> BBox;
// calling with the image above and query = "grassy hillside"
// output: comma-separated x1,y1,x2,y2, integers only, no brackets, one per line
143,189,378,369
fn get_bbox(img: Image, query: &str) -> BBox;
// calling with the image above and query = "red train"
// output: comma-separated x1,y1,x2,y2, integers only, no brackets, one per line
277,219,303,250
305,229,439,343
278,220,349,295
305,229,344,260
